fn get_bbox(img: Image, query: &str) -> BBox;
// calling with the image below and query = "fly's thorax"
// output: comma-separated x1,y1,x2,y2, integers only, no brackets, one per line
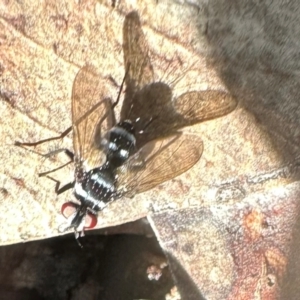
118,120,135,135
101,120,136,168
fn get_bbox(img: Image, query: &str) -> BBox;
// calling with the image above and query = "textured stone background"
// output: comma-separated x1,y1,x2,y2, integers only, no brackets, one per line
1,0,300,299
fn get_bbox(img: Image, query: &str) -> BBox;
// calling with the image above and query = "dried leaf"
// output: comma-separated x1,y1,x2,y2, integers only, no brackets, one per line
1,1,300,299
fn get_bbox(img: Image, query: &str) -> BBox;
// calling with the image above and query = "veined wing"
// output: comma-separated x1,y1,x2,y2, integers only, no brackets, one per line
72,65,114,170
123,82,175,149
116,134,203,196
121,11,154,119
121,88,236,150
173,90,237,128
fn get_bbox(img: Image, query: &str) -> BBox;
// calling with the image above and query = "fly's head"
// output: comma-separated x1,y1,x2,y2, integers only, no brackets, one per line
60,202,97,244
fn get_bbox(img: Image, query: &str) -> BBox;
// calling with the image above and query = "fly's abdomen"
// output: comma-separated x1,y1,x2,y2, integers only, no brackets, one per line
74,165,116,212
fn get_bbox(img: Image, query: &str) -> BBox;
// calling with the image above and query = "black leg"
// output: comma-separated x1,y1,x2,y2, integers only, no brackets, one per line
15,126,72,147
46,176,74,194
57,181,75,195
38,160,73,177
111,62,131,111
104,63,131,127
38,148,74,177
43,148,74,160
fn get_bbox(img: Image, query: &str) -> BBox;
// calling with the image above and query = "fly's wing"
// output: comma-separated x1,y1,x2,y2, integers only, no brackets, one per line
121,11,154,119
72,65,113,170
173,90,237,129
116,134,203,196
125,82,176,149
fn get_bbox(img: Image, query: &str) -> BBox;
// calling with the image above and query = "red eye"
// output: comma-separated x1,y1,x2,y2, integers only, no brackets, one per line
61,202,97,229
61,202,78,218
84,213,97,229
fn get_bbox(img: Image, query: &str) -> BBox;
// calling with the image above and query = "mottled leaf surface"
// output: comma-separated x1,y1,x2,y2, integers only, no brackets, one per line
1,0,300,299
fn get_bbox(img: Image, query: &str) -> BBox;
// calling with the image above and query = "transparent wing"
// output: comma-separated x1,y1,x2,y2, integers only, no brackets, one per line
172,90,237,128
122,12,236,150
116,134,203,195
72,65,114,169
124,82,175,149
124,89,236,149
121,11,154,119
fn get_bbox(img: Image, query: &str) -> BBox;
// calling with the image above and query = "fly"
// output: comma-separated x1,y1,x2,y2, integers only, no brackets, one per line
15,11,237,244
58,65,203,240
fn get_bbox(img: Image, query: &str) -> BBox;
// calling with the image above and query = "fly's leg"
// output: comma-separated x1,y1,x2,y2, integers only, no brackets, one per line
15,126,72,147
107,62,131,126
46,176,74,195
16,141,75,193
39,149,74,194
15,125,74,178
38,149,74,177
111,62,130,112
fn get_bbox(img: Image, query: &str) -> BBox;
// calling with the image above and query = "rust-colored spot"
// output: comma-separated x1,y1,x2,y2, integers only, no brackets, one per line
205,160,214,168
50,15,68,31
265,248,287,283
243,209,264,241
12,177,26,188
4,15,26,34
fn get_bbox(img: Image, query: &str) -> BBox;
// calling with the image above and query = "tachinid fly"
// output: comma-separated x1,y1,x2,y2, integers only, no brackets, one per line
59,64,204,238
15,11,237,243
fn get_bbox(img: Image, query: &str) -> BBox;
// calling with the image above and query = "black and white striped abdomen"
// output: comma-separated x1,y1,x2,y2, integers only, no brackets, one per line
74,164,117,212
